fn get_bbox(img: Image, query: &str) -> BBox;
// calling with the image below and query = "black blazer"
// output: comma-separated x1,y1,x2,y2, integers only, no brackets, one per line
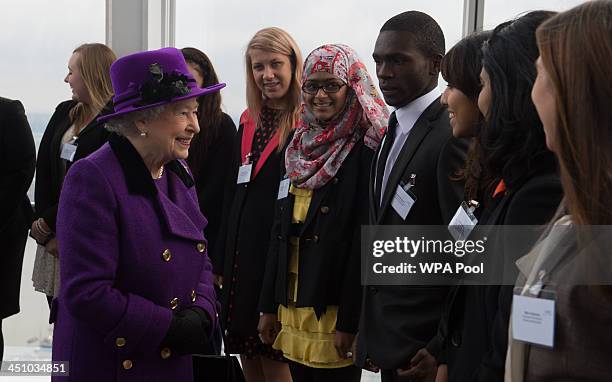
34,100,110,232
439,153,563,382
191,112,236,258
258,138,373,334
212,123,286,336
0,97,36,319
356,98,468,370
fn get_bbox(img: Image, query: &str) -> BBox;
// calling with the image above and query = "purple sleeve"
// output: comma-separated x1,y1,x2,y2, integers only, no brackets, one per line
57,158,173,356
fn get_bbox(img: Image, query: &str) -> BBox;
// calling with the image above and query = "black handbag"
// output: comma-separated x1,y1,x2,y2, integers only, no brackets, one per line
192,354,245,382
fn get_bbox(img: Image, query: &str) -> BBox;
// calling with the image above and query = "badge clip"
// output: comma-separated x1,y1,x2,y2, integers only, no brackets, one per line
401,173,417,192
466,200,480,214
243,152,252,165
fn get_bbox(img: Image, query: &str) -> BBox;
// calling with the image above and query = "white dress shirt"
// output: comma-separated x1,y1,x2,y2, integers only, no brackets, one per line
379,88,440,204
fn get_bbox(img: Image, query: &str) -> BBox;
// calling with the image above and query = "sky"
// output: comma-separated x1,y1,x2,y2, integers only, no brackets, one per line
0,0,587,124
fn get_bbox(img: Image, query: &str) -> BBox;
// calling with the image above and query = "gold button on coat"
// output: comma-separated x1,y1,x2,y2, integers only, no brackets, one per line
161,249,172,262
320,206,330,214
160,347,172,359
191,290,196,302
115,337,126,347
170,297,179,310
197,243,206,253
122,360,133,370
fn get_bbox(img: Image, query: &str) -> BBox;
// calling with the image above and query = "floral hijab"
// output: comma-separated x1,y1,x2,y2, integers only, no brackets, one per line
285,44,389,189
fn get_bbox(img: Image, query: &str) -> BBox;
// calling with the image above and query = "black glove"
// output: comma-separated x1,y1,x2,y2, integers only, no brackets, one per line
162,307,211,355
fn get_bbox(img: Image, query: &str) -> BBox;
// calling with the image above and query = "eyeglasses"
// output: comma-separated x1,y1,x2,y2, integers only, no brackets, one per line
301,81,346,95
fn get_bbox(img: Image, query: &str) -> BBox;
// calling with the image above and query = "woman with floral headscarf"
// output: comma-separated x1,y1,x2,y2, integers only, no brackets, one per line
257,44,389,381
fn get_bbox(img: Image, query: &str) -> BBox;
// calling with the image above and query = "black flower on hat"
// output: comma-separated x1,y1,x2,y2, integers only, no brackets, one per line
136,63,191,106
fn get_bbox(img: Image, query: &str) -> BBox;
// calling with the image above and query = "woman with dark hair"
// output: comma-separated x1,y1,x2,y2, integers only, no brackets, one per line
435,12,564,382
506,1,612,380
440,30,490,203
181,47,236,265
434,30,491,382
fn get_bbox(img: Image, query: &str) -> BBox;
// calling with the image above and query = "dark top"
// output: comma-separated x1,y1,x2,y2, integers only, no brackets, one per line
190,112,236,258
258,138,373,334
34,100,111,232
439,152,563,382
356,98,468,370
212,108,286,337
0,97,36,319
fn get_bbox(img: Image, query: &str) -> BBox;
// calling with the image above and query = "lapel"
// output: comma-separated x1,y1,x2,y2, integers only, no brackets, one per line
240,109,281,180
299,182,333,233
108,134,205,242
159,161,207,241
50,105,75,177
378,99,444,222
369,137,382,223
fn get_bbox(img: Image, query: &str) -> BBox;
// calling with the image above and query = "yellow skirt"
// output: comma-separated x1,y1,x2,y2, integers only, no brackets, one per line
274,186,351,368
273,304,353,368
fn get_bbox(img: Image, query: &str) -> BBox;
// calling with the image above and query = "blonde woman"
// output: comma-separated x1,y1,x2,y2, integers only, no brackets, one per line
212,27,302,381
31,43,116,308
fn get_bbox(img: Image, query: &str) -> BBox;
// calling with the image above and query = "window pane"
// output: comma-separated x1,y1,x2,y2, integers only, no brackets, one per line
0,0,106,152
483,0,588,29
176,0,464,122
0,0,105,359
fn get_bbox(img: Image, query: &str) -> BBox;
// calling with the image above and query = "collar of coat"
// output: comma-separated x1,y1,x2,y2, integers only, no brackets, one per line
108,133,195,197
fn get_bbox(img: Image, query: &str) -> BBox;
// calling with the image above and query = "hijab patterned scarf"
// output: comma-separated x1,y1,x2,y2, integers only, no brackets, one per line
285,44,389,189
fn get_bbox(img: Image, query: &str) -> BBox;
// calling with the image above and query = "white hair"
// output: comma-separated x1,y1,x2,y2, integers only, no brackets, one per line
104,105,166,136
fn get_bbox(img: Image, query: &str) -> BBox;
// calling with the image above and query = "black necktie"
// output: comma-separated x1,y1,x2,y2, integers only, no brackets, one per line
375,112,398,206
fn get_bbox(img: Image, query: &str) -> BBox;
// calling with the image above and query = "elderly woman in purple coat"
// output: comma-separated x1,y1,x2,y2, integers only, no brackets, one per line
52,47,226,381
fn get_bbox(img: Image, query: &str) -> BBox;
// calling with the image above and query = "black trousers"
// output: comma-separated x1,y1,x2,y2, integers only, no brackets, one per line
288,361,361,382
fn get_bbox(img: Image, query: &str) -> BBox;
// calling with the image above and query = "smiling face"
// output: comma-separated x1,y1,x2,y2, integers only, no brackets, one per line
249,49,293,108
532,57,558,153
137,98,200,163
373,31,437,108
64,52,91,105
302,72,349,122
441,86,481,138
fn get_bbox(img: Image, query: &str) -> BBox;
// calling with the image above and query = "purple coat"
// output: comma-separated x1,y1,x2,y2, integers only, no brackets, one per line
52,135,218,381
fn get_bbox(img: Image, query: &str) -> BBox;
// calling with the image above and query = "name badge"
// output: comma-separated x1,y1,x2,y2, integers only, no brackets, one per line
391,185,416,220
512,291,556,348
448,200,479,241
277,177,290,200
60,142,78,162
236,164,252,184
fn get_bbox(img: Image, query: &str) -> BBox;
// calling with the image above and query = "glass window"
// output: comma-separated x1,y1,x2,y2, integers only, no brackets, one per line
0,0,106,152
483,0,587,29
0,0,105,363
175,0,464,123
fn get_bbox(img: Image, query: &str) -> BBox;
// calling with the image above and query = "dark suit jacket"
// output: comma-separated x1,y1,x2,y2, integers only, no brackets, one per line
356,98,467,370
190,113,236,260
439,153,563,382
0,97,36,318
212,121,287,336
258,138,373,334
34,100,110,232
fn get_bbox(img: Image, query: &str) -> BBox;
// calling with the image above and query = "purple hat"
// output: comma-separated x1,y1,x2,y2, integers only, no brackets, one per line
98,47,225,122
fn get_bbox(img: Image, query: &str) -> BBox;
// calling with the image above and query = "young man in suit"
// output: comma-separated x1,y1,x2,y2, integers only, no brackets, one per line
0,97,36,362
354,11,467,382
